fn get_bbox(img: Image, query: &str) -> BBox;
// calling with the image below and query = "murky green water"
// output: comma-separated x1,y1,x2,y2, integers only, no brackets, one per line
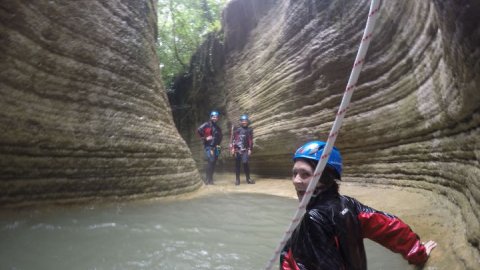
0,193,410,269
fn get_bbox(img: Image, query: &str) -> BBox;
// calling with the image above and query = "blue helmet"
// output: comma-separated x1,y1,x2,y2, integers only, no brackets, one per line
240,114,249,121
293,141,343,177
210,111,219,117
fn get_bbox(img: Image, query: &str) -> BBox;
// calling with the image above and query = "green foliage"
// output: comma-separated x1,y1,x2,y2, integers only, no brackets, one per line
157,0,227,91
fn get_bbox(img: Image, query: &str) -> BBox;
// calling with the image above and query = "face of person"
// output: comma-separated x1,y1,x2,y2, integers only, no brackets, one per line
240,120,248,127
210,115,219,123
292,159,325,201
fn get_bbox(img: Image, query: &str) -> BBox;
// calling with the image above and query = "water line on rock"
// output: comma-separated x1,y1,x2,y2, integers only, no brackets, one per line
264,0,382,269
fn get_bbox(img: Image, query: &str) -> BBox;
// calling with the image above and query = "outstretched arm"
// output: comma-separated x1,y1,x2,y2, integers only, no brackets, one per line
353,201,437,265
359,212,437,265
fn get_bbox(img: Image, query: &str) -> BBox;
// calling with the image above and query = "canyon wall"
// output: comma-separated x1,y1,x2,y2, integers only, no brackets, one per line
0,0,202,206
170,0,480,263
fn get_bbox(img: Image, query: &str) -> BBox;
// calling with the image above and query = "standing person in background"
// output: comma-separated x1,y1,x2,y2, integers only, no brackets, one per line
197,111,223,185
230,114,254,185
281,140,437,269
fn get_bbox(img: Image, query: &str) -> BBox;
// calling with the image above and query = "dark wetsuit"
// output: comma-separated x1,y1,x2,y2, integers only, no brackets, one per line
232,126,253,184
280,187,429,270
197,121,222,184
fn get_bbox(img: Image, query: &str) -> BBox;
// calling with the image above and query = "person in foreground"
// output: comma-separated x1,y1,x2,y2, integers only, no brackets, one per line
280,140,437,270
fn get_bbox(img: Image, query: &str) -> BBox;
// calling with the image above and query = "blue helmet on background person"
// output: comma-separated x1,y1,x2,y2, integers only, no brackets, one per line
240,114,249,121
210,111,219,117
293,141,343,177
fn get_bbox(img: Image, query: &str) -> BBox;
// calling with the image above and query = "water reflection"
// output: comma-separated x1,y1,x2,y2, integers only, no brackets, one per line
0,193,410,269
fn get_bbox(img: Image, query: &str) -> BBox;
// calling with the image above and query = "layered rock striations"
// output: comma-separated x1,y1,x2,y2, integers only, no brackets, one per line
0,0,202,206
171,0,480,264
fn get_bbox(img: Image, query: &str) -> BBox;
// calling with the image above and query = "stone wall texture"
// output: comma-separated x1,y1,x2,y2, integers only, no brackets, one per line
170,0,480,264
0,0,202,206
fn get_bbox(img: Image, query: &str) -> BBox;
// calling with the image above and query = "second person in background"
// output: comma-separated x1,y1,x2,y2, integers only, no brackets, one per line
230,114,255,185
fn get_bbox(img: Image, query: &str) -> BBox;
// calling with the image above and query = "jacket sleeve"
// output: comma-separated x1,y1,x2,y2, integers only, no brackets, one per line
248,128,254,150
197,123,206,139
356,203,429,265
280,249,301,270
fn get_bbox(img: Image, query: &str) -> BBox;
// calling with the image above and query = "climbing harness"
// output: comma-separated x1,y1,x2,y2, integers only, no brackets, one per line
264,0,382,269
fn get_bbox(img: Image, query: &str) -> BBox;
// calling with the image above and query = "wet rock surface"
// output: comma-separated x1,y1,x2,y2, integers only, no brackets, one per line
171,0,480,266
0,1,202,205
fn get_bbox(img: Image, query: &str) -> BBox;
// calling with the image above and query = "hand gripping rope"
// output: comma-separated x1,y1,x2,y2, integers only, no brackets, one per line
264,0,382,269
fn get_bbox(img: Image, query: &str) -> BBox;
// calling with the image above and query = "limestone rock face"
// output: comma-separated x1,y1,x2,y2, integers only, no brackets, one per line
0,0,202,205
171,0,480,260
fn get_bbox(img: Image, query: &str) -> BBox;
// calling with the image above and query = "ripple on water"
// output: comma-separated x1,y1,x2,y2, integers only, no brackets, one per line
31,223,62,230
87,222,116,229
3,221,21,230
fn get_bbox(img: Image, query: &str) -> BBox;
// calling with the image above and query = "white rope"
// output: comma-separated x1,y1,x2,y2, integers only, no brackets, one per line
264,0,382,269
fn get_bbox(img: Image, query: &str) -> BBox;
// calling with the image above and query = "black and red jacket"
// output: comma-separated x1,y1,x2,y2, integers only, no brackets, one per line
281,187,429,270
232,126,253,151
197,121,222,147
